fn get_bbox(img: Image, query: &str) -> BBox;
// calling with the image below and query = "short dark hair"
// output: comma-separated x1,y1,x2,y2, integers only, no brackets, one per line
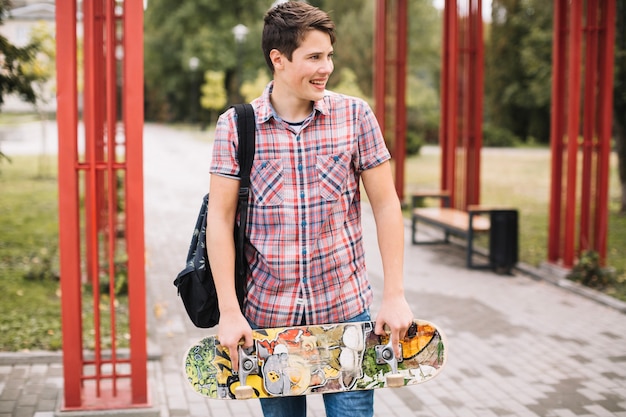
262,1,336,73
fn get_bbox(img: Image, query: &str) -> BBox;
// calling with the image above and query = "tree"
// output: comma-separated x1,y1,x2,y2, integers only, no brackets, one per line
143,0,268,122
485,0,553,143
21,21,56,178
615,0,626,213
0,0,39,107
0,0,42,164
200,70,227,125
241,68,270,103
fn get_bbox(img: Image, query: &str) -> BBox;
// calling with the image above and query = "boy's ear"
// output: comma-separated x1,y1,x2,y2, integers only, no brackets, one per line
269,49,284,71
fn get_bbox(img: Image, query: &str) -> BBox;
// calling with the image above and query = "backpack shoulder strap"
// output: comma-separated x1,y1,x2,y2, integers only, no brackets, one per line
232,103,255,186
231,103,255,307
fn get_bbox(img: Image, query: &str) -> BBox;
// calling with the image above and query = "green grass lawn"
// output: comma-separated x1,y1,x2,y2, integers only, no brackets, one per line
0,155,128,351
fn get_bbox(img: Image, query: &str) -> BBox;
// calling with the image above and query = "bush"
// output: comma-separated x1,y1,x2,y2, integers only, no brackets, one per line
482,123,520,147
567,250,617,290
406,130,424,156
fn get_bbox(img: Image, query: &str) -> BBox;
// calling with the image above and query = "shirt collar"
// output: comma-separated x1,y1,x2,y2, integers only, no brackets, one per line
254,81,331,125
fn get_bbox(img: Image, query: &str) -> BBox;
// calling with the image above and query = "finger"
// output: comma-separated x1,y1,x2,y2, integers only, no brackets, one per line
391,330,402,358
374,320,385,336
230,344,239,372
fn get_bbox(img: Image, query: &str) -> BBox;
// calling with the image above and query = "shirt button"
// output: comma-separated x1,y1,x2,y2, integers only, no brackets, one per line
302,249,307,255
302,278,308,284
296,135,301,141
300,191,305,198
301,221,307,227
298,163,303,171
333,155,339,162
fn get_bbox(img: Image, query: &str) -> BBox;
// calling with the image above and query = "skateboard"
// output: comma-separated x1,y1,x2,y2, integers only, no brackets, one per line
183,319,447,400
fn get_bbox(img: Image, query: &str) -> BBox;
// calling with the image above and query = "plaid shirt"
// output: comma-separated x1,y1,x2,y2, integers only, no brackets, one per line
210,82,391,328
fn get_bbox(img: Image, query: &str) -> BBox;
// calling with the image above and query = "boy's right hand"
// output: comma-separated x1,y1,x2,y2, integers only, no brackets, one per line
217,312,254,372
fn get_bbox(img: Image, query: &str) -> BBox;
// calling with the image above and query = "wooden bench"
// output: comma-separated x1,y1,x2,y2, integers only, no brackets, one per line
410,192,518,272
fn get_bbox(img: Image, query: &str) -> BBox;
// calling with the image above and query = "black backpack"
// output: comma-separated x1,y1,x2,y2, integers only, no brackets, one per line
173,103,255,328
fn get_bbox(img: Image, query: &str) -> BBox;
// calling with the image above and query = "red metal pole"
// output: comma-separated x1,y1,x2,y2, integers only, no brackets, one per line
394,0,407,201
83,0,105,397
548,0,568,263
595,0,616,264
57,0,82,408
469,0,483,207
439,0,451,197
374,0,386,133
124,0,148,404
579,0,599,253
563,0,583,268
442,0,459,208
105,0,119,396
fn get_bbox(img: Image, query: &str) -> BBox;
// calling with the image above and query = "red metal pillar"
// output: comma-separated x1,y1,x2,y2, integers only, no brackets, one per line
373,0,408,201
440,0,483,210
548,0,567,263
440,0,459,205
57,0,82,408
124,0,149,403
56,0,148,410
595,0,616,262
547,0,616,267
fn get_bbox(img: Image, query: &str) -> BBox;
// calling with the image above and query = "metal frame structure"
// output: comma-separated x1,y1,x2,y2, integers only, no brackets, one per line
374,0,408,201
56,0,148,410
439,0,483,210
548,0,616,267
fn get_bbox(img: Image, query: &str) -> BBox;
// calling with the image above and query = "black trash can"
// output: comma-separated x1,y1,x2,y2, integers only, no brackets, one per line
489,210,519,274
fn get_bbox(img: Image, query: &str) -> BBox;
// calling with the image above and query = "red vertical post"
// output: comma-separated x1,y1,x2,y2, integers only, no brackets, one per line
441,0,459,207
394,0,408,201
548,0,567,263
562,0,583,268
373,0,407,201
579,0,599,253
57,0,149,410
547,0,615,268
57,0,82,408
467,0,483,207
124,0,148,404
374,0,386,136
594,0,616,265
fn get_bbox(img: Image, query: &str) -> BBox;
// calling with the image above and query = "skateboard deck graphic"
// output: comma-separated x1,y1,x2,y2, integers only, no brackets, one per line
183,320,447,400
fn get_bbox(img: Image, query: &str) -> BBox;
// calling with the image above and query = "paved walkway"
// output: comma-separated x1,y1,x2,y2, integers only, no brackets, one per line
0,122,625,417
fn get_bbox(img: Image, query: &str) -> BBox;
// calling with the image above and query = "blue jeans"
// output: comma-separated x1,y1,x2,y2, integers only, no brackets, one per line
256,311,374,417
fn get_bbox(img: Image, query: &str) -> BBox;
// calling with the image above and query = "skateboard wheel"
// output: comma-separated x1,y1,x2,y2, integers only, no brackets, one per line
235,385,254,400
386,373,404,388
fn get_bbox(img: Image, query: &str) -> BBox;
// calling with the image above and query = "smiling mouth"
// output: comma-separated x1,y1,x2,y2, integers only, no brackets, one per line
311,80,326,88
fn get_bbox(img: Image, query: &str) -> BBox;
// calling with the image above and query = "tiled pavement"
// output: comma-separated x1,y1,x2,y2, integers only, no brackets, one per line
1,121,625,417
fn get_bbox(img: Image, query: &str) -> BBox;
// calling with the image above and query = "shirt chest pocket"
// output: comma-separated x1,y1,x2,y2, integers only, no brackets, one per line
252,159,284,206
316,153,351,201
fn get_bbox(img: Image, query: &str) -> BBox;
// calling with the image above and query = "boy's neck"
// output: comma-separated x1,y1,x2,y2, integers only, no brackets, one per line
270,84,314,123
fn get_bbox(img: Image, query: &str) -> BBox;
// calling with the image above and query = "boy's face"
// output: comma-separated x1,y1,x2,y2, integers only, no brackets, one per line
273,29,334,103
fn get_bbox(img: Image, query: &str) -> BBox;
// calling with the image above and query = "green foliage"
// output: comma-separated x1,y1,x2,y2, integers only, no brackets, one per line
143,0,269,121
241,68,270,103
567,251,617,290
333,68,367,101
0,1,42,107
485,0,553,144
21,21,56,105
200,70,227,112
482,123,521,147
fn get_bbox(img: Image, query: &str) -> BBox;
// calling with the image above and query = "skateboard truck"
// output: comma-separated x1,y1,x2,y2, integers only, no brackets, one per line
234,347,258,400
375,340,404,387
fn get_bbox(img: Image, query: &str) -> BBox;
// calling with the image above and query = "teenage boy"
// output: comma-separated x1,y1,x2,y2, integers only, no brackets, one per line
206,2,413,416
